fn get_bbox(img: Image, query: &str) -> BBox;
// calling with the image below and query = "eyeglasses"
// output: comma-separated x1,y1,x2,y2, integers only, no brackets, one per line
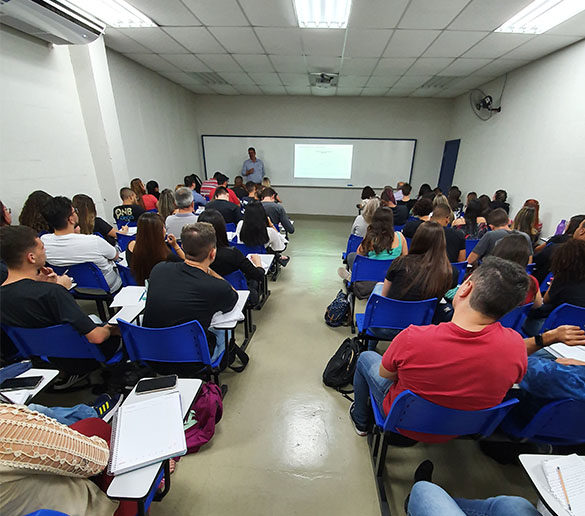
73,207,79,214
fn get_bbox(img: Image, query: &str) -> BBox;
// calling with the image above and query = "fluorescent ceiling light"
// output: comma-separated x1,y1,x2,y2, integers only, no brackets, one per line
496,0,585,34
294,0,352,29
62,0,157,28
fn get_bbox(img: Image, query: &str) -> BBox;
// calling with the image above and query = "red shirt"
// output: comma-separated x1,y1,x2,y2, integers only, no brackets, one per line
524,275,539,304
209,187,241,206
381,322,527,443
142,194,158,211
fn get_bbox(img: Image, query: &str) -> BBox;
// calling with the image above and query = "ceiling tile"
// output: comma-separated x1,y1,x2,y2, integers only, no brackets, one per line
181,0,248,26
337,76,370,88
218,72,256,85
269,55,307,73
285,85,311,95
423,31,488,58
336,88,363,96
448,0,534,31
546,10,585,36
373,57,417,75
156,71,199,85
279,73,310,87
159,53,211,71
124,53,181,72
384,30,441,57
239,0,297,27
349,0,409,29
124,0,201,26
248,72,283,85
344,29,393,57
361,87,390,96
311,87,337,96
233,54,275,72
260,85,287,95
118,27,187,53
184,84,215,94
209,27,264,54
301,29,345,56
387,86,417,96
164,27,225,53
341,57,379,75
405,57,454,75
434,89,465,97
197,54,243,71
366,76,400,88
463,32,534,59
410,88,435,97
103,29,150,53
305,56,341,73
439,57,493,76
212,85,240,95
398,0,470,29
255,28,303,55
504,35,583,60
473,58,529,76
393,75,432,88
449,75,491,91
234,85,264,94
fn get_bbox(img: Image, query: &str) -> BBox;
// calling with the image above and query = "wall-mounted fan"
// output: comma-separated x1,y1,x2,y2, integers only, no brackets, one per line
469,89,502,121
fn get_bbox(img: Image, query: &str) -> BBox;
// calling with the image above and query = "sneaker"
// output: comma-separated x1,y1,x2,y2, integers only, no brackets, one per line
278,255,290,267
93,393,124,422
349,402,368,436
338,267,351,281
51,373,90,391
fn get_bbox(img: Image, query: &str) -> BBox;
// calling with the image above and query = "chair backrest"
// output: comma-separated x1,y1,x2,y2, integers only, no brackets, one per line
394,224,404,232
405,237,411,249
116,232,136,252
2,324,108,361
25,511,70,516
345,234,363,256
465,239,479,257
526,263,536,274
349,255,393,285
146,209,158,213
384,390,518,437
498,302,533,333
117,318,212,365
542,303,585,332
225,223,237,232
363,294,437,331
451,261,468,284
231,242,266,255
48,262,110,293
117,264,138,287
224,270,248,290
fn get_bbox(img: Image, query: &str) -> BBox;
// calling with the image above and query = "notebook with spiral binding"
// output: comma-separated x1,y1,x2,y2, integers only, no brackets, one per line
107,390,186,475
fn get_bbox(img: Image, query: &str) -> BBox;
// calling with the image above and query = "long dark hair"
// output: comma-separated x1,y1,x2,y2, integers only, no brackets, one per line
390,221,453,299
198,209,229,248
146,180,160,199
361,207,395,255
0,200,10,226
447,186,461,212
551,239,585,284
72,194,96,235
417,183,432,199
240,201,269,247
361,186,375,200
130,213,170,285
491,234,532,268
463,199,481,234
478,194,491,217
130,178,146,209
19,190,52,233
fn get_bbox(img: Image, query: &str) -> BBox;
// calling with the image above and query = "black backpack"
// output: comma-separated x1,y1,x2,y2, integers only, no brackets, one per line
323,337,361,393
324,290,350,327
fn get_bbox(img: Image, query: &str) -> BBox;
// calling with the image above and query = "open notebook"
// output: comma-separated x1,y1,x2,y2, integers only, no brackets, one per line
543,454,585,515
548,343,585,362
108,390,186,475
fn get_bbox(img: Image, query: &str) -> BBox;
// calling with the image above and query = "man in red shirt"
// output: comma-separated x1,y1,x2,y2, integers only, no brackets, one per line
349,256,530,442
209,173,240,206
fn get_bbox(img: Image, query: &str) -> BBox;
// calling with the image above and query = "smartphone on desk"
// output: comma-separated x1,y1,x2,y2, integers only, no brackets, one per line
135,375,177,395
0,376,43,392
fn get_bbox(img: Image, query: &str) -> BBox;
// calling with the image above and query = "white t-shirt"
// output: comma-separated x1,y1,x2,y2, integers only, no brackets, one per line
235,220,286,252
41,233,121,292
351,215,368,237
165,213,198,240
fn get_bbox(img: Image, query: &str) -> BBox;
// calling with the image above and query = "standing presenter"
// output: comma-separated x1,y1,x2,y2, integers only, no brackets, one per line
241,147,264,184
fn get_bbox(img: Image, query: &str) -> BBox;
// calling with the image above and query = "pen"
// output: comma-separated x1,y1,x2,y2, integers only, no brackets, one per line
557,466,572,512
138,290,146,302
63,269,69,275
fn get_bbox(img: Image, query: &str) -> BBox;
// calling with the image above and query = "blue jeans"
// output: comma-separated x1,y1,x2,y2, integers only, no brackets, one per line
407,482,540,516
28,403,97,426
365,284,401,351
352,351,392,428
208,328,232,363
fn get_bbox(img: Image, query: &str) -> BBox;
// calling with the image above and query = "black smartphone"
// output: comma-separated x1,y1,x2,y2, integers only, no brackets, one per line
0,376,43,392
135,375,177,395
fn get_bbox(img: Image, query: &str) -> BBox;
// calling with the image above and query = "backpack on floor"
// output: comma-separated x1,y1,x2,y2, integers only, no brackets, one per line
184,382,223,454
323,337,361,393
324,290,350,327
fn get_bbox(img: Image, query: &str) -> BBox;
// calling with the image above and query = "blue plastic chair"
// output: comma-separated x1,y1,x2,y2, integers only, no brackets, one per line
146,209,158,213
117,319,224,384
116,232,136,252
224,270,248,290
525,263,536,275
2,324,123,366
342,234,363,261
347,255,394,333
405,237,411,249
451,261,468,284
500,399,585,445
117,264,138,287
223,270,255,349
498,303,533,334
465,239,479,258
368,389,518,516
393,224,404,232
25,511,69,516
225,223,237,232
541,303,585,332
231,242,266,255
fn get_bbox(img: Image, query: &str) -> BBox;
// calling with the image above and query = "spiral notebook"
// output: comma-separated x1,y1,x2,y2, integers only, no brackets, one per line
108,390,187,475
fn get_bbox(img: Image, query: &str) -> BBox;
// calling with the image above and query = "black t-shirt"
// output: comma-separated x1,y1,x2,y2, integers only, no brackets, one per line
113,204,145,225
94,216,115,246
548,279,585,308
232,186,248,199
443,227,466,263
490,200,510,214
533,235,570,283
0,279,96,335
392,205,409,226
402,219,423,238
211,246,264,282
205,199,242,224
398,199,416,213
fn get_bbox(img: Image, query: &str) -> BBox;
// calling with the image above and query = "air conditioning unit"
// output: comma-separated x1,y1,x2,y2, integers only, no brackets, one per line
0,0,105,45
309,73,339,88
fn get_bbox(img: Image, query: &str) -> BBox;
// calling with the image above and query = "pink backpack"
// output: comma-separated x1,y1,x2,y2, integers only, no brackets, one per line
183,382,223,454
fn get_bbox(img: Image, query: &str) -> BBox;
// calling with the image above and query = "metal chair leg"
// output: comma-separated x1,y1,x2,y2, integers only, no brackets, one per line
369,432,391,516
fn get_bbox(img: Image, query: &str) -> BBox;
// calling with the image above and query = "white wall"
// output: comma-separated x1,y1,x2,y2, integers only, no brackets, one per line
192,95,453,215
450,39,585,237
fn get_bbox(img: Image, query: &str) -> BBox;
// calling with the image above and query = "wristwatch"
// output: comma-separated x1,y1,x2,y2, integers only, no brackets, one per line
535,334,544,348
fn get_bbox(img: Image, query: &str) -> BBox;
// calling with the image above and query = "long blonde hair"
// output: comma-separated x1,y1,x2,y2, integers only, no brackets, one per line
362,198,380,225
72,194,96,234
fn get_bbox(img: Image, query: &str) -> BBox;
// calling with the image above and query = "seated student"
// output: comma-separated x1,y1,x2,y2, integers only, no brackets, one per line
467,208,532,266
146,180,160,199
397,183,416,213
512,205,540,246
0,226,118,389
232,175,247,199
157,188,177,220
478,193,492,218
452,199,488,240
402,198,432,238
113,187,145,227
416,183,432,200
143,222,238,365
19,190,53,234
206,187,242,225
447,186,463,218
429,204,466,263
130,178,147,210
380,188,408,226
127,213,184,285
351,197,380,238
184,174,207,207
464,191,477,211
198,209,264,306
200,171,220,199
240,181,258,212
209,173,241,206
72,194,124,247
236,201,288,258
41,197,122,292
349,256,529,438
165,187,198,239
141,180,158,211
1,200,12,227
260,188,294,234
490,189,510,213
432,193,450,211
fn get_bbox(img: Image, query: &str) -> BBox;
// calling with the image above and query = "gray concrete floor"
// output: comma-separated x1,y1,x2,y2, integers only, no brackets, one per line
37,214,538,515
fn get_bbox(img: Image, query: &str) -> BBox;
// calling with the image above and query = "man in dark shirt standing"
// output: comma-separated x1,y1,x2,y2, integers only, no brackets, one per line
430,204,466,263
113,187,145,226
143,222,238,365
204,187,242,225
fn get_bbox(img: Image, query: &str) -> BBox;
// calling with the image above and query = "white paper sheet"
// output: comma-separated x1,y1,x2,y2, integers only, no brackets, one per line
110,286,146,307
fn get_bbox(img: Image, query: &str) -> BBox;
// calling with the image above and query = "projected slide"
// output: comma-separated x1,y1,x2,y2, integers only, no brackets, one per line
294,144,353,179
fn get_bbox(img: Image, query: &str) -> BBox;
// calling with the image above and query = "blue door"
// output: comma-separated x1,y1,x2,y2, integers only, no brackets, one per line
438,139,460,193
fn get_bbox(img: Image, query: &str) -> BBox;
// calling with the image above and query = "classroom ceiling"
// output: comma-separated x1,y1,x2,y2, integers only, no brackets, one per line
103,0,585,98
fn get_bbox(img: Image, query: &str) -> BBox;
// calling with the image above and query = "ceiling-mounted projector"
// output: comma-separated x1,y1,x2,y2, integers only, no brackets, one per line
309,73,339,88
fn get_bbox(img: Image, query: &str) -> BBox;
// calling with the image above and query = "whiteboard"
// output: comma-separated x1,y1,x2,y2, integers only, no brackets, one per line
201,135,416,188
